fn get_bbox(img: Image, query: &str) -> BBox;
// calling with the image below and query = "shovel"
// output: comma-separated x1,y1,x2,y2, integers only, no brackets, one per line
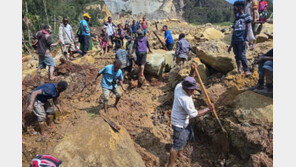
194,67,227,134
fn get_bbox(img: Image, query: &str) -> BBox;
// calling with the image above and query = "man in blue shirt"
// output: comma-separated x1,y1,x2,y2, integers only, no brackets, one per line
26,81,68,136
79,13,91,56
95,60,126,113
163,25,174,51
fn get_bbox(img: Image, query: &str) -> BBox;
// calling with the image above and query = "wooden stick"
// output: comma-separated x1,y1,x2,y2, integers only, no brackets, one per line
100,112,121,132
153,31,167,51
194,67,227,133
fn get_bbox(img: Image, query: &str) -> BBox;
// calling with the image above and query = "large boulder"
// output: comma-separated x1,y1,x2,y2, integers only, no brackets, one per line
167,57,208,89
192,41,236,73
53,116,145,167
145,50,175,76
227,91,273,160
201,27,225,40
233,91,273,126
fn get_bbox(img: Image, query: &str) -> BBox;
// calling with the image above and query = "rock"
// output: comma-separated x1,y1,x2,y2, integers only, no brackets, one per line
192,41,236,73
145,50,175,76
256,34,269,43
226,91,273,160
201,27,225,40
53,116,145,167
248,152,273,167
233,91,273,126
168,57,208,89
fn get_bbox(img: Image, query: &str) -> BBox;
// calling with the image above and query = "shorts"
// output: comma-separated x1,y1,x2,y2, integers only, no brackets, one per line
263,60,273,72
102,87,122,104
166,43,174,51
38,53,55,69
135,51,147,66
33,100,55,122
142,29,147,35
61,43,75,54
172,125,194,151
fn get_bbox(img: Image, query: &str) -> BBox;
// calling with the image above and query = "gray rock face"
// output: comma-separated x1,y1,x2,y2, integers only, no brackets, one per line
104,0,184,19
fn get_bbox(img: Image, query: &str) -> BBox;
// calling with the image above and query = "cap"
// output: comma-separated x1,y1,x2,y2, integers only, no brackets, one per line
182,76,197,90
83,13,91,19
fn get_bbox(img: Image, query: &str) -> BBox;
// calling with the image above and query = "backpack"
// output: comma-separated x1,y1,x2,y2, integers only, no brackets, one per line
30,154,62,167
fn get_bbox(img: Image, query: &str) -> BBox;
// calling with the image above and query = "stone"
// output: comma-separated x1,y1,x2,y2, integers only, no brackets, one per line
192,41,236,73
72,55,96,65
145,50,175,76
201,27,225,40
256,34,269,43
53,116,145,167
167,57,208,89
248,152,273,167
233,91,273,126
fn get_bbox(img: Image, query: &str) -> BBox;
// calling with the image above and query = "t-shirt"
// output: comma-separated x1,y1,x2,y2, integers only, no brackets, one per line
231,13,252,43
131,24,138,33
164,29,174,45
171,83,198,128
175,38,192,59
106,22,116,36
33,83,60,103
141,20,148,29
99,65,123,90
133,35,149,53
115,49,130,68
79,19,90,36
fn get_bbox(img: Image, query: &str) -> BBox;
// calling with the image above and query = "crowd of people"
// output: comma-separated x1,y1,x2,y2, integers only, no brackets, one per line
27,0,272,166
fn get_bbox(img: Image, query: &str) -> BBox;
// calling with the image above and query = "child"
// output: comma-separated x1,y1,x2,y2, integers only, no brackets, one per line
98,26,109,55
228,1,252,75
131,20,138,38
115,24,124,47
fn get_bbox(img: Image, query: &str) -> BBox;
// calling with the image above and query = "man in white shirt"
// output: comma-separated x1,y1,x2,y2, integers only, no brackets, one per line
168,64,215,167
59,17,76,61
105,16,116,48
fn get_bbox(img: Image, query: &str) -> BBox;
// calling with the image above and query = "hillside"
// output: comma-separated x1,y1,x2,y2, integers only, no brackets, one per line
183,0,233,24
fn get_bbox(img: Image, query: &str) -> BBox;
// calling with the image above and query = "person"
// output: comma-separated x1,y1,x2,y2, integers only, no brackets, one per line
163,25,174,51
59,17,76,61
115,24,125,47
168,65,215,167
132,30,152,86
174,33,192,65
36,25,59,80
105,17,116,49
259,0,268,23
251,48,273,95
141,17,148,36
79,13,91,56
245,0,260,50
131,20,139,38
98,26,109,55
115,43,131,77
228,1,252,76
124,23,132,39
26,81,68,136
30,154,62,167
95,60,126,113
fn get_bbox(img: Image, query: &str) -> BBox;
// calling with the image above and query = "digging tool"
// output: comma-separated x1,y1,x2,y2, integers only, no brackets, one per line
194,67,227,134
153,31,167,51
100,112,121,132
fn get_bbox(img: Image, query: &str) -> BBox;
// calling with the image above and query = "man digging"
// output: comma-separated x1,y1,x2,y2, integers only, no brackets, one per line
167,63,215,167
27,81,68,136
95,60,126,113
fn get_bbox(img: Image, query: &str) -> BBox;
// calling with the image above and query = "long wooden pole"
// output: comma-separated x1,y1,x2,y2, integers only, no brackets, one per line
153,31,167,51
194,67,227,133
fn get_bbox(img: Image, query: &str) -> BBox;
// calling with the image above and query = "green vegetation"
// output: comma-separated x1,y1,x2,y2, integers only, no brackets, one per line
183,0,233,24
22,0,106,43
